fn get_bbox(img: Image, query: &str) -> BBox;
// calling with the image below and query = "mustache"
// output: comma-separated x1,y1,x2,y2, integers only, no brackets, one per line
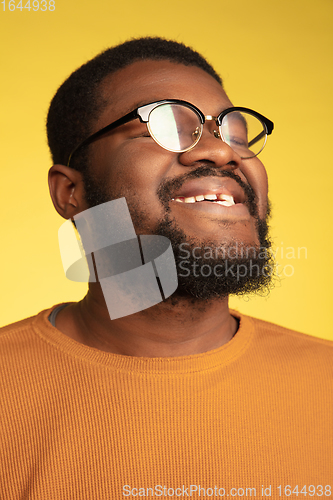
157,165,258,218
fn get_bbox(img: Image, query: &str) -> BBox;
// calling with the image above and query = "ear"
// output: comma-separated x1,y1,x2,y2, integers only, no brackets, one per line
48,164,88,219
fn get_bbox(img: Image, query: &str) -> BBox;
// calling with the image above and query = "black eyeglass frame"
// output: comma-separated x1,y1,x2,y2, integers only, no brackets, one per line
67,99,274,167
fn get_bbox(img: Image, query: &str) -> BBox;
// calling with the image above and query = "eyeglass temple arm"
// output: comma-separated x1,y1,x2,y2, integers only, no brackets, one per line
67,109,140,167
248,130,266,148
248,118,274,148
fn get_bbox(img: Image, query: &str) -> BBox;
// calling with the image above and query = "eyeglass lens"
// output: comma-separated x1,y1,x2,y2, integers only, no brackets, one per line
147,103,267,158
148,104,201,152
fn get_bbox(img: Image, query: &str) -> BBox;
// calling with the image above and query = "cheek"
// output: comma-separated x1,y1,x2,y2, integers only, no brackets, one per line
240,158,268,219
258,169,269,219
94,141,175,214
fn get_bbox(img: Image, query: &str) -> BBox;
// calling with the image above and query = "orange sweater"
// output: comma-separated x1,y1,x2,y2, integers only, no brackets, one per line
0,305,332,499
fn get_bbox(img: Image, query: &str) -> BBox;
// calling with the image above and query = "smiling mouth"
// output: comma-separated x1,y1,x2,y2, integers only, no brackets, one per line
172,193,236,207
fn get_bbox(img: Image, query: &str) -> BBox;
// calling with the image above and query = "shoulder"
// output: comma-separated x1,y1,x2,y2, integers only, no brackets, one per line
0,305,63,352
234,309,333,345
0,315,40,349
0,314,38,335
1,306,54,334
231,309,333,370
250,314,332,347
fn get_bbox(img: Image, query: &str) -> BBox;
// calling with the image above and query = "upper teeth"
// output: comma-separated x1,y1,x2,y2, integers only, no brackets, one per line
173,194,235,206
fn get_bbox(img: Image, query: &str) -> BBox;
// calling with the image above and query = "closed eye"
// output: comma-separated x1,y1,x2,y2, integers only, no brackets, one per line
228,135,248,147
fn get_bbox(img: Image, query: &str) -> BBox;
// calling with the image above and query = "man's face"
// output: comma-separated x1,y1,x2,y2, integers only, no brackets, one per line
81,60,272,299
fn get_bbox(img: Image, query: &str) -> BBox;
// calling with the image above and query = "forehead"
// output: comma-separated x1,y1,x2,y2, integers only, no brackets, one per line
96,60,233,128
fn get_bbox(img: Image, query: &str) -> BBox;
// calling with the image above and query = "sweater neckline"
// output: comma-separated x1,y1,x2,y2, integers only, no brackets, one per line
32,304,254,374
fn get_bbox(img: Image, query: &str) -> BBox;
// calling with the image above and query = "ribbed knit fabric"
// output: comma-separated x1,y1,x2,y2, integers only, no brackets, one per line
0,305,332,499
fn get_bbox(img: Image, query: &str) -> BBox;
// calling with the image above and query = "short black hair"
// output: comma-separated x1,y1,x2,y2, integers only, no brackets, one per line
46,37,223,172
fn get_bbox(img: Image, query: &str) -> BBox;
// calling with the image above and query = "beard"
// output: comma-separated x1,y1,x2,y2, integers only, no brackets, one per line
81,165,274,302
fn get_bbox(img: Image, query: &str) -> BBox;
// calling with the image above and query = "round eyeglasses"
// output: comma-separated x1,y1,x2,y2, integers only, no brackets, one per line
67,99,274,167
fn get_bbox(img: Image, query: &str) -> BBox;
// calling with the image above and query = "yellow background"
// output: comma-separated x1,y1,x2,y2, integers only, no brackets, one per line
0,0,332,339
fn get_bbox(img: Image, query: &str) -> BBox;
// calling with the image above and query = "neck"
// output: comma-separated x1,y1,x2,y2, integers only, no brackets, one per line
56,283,238,357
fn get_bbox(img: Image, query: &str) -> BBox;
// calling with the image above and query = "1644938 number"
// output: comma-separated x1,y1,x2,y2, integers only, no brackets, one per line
1,0,55,10
277,485,332,496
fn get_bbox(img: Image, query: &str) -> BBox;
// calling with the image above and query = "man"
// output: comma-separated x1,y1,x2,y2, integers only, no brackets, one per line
1,38,332,499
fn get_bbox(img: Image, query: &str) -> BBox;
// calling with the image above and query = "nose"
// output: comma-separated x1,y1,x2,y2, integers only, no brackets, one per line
178,124,242,171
